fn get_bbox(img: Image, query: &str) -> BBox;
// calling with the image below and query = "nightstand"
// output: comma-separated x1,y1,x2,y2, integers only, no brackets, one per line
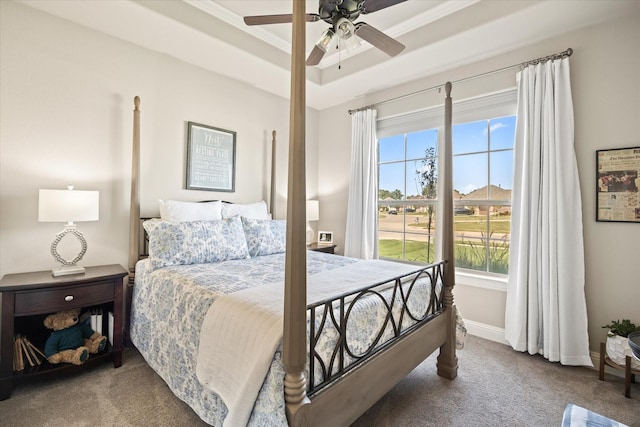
308,243,337,254
0,264,127,400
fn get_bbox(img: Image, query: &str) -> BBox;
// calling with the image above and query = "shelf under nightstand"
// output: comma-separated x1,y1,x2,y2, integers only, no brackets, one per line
0,264,127,400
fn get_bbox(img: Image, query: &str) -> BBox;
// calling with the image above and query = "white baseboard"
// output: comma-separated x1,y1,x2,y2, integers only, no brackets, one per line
464,320,622,378
464,319,507,345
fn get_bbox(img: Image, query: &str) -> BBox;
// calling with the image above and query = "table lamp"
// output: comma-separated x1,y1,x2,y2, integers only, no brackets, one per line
306,200,319,246
39,186,99,276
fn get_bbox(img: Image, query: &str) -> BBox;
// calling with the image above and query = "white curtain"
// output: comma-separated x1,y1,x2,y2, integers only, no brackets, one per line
344,108,378,259
505,58,592,366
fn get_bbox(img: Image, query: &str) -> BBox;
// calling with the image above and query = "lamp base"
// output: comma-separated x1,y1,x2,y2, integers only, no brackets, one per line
52,264,86,277
50,225,88,277
306,221,315,246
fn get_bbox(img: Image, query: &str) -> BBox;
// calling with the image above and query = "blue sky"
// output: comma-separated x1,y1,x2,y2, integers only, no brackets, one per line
379,116,516,197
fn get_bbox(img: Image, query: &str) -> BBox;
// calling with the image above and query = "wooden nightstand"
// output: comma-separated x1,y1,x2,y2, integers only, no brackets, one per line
308,243,337,254
0,264,127,400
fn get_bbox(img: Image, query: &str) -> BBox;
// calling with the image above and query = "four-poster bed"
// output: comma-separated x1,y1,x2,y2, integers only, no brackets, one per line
125,3,458,426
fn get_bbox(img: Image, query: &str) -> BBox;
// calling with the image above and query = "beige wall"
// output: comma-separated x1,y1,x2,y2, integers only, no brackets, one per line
317,9,640,351
1,1,639,353
0,1,319,276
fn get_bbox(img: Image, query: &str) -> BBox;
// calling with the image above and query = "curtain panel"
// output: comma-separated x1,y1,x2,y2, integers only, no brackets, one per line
505,58,592,366
345,108,378,259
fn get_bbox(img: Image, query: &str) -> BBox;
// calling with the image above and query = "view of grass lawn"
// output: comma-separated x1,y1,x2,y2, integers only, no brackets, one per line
379,225,510,273
397,213,511,234
379,239,436,263
378,211,511,273
453,215,510,234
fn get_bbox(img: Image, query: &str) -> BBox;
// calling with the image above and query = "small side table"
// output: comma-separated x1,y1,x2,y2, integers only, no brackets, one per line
308,243,337,254
0,264,127,400
599,342,638,398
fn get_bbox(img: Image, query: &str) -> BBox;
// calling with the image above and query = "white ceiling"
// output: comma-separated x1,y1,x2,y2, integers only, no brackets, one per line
17,0,636,110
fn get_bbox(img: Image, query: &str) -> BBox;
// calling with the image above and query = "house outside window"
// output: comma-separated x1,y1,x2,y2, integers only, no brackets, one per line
377,90,516,279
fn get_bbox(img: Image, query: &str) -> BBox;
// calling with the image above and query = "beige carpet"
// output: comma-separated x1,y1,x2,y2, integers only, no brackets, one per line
1,335,638,426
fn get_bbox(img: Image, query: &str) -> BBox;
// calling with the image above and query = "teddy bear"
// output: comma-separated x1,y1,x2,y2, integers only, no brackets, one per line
43,308,107,365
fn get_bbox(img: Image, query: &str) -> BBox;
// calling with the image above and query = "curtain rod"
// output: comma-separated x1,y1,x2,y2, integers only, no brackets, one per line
348,47,573,114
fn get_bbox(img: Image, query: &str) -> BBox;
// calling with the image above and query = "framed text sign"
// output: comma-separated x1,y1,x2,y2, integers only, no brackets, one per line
596,146,640,223
186,122,236,192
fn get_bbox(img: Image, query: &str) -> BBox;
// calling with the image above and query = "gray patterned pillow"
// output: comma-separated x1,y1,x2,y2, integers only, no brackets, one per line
241,217,286,257
143,217,250,270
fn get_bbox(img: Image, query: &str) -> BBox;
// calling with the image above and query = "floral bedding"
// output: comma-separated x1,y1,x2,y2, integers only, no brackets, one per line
129,242,446,427
129,251,357,426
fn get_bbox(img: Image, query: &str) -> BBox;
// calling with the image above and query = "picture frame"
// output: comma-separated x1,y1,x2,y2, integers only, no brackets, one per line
186,122,236,192
318,231,333,244
596,146,640,223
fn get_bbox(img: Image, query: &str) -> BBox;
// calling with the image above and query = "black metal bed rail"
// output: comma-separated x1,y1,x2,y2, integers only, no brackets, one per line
307,260,446,396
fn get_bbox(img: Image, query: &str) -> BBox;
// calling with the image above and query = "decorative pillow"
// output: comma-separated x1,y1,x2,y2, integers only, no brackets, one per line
241,217,286,257
158,200,222,222
143,217,249,270
221,201,270,220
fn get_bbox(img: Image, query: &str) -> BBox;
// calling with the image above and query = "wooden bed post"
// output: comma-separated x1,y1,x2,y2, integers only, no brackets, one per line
125,96,140,343
128,96,141,283
283,0,310,425
437,82,458,380
270,130,277,216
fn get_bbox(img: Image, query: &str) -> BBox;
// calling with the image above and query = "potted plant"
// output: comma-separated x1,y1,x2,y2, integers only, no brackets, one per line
602,319,640,370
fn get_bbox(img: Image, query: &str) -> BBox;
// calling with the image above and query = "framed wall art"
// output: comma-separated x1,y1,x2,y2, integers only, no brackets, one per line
596,146,640,223
186,122,236,192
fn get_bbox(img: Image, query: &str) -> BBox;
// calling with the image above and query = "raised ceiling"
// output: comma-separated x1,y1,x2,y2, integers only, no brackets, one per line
17,0,636,110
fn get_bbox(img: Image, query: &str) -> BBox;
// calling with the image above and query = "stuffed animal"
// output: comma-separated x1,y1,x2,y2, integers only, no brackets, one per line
43,308,107,365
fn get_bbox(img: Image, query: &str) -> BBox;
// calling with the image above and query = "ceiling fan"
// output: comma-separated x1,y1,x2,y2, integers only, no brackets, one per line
244,0,407,66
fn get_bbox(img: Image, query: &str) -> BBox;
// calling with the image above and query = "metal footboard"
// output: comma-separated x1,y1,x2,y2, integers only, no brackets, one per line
307,260,446,396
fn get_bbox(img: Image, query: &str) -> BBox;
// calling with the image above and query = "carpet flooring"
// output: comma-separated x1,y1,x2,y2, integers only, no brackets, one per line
1,335,638,426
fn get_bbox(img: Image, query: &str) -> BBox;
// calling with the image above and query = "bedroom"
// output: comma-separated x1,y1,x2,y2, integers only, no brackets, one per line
0,0,639,425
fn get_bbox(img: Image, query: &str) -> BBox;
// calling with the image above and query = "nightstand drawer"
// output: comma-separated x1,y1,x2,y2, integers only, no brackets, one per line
14,281,114,316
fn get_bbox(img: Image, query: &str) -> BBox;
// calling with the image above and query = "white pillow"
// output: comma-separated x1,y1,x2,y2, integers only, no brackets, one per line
158,200,222,222
221,201,270,220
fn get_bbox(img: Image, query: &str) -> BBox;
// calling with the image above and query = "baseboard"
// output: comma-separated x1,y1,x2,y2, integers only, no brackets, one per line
590,350,600,372
464,319,508,345
464,320,623,378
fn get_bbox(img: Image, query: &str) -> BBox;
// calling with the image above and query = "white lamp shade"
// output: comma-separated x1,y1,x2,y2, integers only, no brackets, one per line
306,200,319,221
39,189,99,222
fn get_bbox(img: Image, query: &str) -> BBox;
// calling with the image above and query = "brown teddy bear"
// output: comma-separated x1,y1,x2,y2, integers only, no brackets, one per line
43,308,107,365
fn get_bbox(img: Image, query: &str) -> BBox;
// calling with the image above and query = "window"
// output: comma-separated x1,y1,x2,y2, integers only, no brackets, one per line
378,129,439,264
377,90,516,275
452,116,515,274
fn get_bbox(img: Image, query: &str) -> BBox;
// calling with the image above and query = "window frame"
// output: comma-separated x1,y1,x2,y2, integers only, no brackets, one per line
376,89,517,291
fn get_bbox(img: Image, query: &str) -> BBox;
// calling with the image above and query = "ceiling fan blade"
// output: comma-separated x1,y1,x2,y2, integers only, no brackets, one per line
355,22,405,57
361,0,407,14
244,13,320,26
306,45,327,66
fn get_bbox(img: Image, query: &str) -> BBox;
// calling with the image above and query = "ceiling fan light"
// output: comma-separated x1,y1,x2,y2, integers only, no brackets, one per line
316,28,335,52
336,17,355,39
342,32,361,52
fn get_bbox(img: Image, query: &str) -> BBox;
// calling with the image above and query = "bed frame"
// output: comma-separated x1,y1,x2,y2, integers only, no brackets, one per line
126,2,457,425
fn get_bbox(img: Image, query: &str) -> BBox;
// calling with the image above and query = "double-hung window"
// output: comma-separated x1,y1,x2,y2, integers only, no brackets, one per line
452,116,515,274
377,89,516,279
378,129,439,263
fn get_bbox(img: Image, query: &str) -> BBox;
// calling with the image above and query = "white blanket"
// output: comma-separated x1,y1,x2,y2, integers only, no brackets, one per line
195,259,420,427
